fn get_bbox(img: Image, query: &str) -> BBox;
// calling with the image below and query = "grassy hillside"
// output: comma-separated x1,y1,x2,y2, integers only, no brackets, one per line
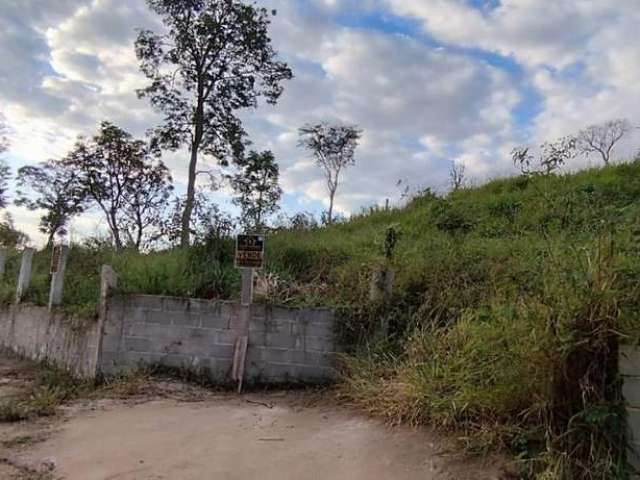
269,160,640,479
3,160,640,477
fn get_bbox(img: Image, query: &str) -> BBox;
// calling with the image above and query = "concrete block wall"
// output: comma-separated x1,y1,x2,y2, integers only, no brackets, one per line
99,294,340,384
620,346,640,476
0,304,101,378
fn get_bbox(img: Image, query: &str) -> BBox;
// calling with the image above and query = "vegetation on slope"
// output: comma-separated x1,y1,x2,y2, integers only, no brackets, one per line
2,160,640,478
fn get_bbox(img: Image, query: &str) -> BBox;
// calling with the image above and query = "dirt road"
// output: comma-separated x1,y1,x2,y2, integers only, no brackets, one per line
0,353,503,480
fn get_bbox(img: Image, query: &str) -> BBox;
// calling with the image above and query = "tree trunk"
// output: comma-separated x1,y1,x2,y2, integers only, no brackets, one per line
181,92,204,248
181,145,199,247
46,231,55,249
327,188,336,225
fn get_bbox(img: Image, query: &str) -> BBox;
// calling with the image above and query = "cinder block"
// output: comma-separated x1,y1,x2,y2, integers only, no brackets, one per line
262,348,293,364
121,307,145,326
628,442,640,475
124,337,152,353
122,351,153,367
216,329,240,346
209,344,235,360
266,332,295,349
290,350,325,366
265,362,296,381
201,313,229,330
129,295,164,310
170,313,201,327
101,331,122,353
250,317,290,334
296,364,335,381
621,346,640,376
161,296,190,312
250,304,266,319
187,298,216,314
301,319,334,337
144,310,176,325
624,377,640,408
302,335,335,352
125,321,153,338
266,305,300,323
628,408,640,443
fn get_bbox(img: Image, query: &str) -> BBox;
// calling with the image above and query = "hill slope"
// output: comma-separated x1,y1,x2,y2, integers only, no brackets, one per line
268,160,640,479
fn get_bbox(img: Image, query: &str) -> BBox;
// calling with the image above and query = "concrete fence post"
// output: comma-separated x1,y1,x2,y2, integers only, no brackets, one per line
48,246,69,309
94,265,119,377
100,265,118,307
15,248,35,303
0,248,8,278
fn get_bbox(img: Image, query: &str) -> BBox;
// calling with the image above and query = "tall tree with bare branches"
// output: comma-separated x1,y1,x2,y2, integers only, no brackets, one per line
298,123,363,224
449,161,466,191
136,0,292,247
0,116,11,209
576,119,630,165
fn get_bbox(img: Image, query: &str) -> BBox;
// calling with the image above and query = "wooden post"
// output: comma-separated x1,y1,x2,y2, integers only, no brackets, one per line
48,245,69,309
16,248,35,303
232,267,253,393
0,248,8,278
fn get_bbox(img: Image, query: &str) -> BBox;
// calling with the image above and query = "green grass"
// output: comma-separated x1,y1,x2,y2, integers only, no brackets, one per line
5,160,640,478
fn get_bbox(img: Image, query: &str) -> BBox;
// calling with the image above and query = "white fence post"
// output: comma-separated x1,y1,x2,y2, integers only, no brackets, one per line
16,248,35,303
48,246,69,309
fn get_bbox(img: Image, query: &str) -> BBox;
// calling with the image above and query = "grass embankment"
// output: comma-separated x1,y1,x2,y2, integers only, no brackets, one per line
0,236,240,314
269,160,640,479
1,161,639,477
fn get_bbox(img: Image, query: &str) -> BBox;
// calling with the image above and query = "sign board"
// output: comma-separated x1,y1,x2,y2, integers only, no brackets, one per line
235,234,265,269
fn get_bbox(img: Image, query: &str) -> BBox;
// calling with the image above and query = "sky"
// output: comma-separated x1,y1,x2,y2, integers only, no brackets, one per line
1,0,639,245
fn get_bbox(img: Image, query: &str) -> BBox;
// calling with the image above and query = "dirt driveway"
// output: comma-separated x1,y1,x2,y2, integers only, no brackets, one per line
0,353,503,480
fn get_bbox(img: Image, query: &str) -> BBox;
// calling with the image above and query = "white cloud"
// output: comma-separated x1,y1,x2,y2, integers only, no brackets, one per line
1,0,637,244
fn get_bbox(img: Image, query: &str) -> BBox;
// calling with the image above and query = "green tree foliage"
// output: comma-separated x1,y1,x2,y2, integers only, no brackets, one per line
162,192,235,246
15,162,86,245
59,122,173,250
0,212,28,248
229,150,282,232
298,123,363,224
135,0,292,247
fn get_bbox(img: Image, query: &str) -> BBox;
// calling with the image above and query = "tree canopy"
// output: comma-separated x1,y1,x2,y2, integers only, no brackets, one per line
59,122,173,250
15,162,86,245
229,150,282,232
136,0,292,246
298,123,362,224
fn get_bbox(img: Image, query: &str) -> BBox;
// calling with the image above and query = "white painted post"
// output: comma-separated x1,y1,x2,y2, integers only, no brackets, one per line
93,265,119,377
0,248,8,278
240,268,254,307
48,246,69,309
232,267,254,393
100,265,119,306
15,248,35,303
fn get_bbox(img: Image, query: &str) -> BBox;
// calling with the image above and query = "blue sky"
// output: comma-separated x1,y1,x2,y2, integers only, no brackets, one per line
0,0,638,245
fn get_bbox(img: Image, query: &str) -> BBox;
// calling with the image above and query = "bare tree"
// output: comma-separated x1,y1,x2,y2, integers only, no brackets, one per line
576,119,630,165
298,123,363,224
512,136,577,175
449,161,466,191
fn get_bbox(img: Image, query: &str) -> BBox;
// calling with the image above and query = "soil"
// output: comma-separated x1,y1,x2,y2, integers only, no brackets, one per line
0,352,505,480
